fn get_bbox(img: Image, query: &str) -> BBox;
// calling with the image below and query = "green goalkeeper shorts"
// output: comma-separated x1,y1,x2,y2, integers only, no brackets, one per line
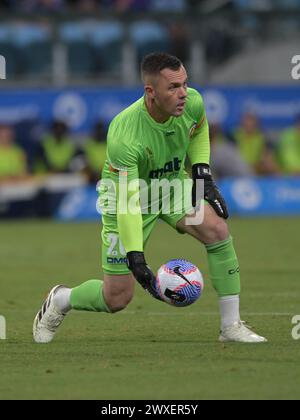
101,176,194,275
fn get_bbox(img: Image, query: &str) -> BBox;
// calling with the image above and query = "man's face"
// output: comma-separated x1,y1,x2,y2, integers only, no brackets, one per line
145,66,188,118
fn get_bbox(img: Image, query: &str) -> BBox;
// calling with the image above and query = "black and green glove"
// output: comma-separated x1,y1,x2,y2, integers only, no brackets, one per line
192,163,229,219
127,251,162,301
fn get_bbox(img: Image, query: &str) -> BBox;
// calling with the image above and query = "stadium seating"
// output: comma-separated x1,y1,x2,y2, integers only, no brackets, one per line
0,24,19,77
89,21,124,74
129,21,171,67
59,20,124,76
59,21,95,76
11,23,52,78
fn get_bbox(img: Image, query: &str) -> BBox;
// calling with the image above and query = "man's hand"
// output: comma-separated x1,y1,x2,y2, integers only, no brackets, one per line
192,163,229,219
127,251,162,301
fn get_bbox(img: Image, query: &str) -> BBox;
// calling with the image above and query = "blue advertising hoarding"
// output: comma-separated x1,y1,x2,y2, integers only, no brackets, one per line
0,86,299,133
219,177,300,216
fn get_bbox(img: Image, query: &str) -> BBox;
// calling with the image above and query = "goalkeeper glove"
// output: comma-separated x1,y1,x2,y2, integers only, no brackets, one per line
192,163,229,219
127,251,162,301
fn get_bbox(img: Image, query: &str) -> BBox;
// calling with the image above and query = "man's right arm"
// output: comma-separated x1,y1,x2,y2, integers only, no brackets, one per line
115,169,144,253
107,137,161,300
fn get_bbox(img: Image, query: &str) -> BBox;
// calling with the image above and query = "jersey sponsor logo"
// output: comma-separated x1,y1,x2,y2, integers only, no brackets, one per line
149,157,182,179
107,257,128,265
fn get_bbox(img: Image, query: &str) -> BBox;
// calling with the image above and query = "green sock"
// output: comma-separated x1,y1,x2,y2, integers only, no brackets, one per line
205,236,241,297
70,279,111,312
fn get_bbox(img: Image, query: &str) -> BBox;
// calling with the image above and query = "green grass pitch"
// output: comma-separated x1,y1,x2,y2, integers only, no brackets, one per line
0,218,300,400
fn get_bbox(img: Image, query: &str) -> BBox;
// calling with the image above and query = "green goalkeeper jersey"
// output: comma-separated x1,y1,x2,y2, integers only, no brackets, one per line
101,87,210,252
103,87,209,182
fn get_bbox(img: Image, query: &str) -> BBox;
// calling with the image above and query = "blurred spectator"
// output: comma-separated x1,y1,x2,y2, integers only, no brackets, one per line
0,124,27,181
151,0,187,12
82,121,107,184
2,0,297,12
205,23,240,66
233,0,273,11
210,124,253,179
35,120,76,173
233,113,279,175
102,0,150,12
168,22,189,64
277,115,300,175
3,0,189,11
69,0,99,12
18,0,66,12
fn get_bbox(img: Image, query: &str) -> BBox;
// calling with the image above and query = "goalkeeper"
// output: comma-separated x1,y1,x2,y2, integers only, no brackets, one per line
33,53,267,344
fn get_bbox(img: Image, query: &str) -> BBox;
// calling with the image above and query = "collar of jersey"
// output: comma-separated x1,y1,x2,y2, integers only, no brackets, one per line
142,98,175,132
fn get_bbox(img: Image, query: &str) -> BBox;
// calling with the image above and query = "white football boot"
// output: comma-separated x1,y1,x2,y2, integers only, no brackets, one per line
33,285,66,343
219,321,268,343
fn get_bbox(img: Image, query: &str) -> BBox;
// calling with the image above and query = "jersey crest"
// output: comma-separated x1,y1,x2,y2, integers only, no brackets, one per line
189,121,198,138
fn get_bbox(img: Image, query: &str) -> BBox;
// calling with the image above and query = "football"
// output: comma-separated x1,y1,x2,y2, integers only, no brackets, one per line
156,259,204,307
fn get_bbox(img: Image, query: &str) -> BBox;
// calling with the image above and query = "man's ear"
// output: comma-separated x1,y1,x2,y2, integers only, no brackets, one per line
145,85,155,99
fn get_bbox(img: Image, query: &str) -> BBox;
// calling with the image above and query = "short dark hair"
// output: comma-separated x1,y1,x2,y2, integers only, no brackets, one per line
141,52,182,80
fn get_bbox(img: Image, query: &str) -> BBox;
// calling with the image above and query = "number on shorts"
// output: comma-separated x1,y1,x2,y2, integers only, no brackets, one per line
107,233,126,257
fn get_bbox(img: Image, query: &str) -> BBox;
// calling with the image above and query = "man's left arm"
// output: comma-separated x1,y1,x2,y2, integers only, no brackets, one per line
187,115,229,219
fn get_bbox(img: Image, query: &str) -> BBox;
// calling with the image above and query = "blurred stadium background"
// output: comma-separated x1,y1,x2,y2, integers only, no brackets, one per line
1,0,300,401
0,0,300,219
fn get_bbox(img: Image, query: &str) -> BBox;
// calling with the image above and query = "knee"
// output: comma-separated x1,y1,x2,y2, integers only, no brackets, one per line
106,291,134,313
212,219,229,242
198,218,229,244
